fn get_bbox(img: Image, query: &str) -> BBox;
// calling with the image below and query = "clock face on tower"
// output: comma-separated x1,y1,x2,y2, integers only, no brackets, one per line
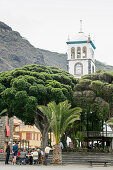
75,63,83,75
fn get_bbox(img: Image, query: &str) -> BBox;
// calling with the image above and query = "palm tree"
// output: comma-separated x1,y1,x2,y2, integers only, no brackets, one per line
38,100,82,164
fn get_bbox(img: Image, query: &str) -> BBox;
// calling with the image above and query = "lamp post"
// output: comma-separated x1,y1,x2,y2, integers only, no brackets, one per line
50,128,52,147
0,119,3,127
86,111,92,149
87,112,88,134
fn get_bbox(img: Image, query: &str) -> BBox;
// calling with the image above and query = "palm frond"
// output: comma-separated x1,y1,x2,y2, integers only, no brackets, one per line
107,117,113,125
0,108,8,117
38,100,82,144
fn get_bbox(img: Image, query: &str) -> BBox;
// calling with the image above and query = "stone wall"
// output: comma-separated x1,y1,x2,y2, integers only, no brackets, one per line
0,116,13,152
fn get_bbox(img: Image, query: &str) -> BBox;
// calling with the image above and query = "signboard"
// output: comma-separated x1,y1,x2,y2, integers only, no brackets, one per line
6,125,10,136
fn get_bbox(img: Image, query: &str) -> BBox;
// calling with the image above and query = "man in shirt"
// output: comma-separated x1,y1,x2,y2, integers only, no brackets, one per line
19,149,27,165
44,145,52,165
32,149,38,164
60,141,64,150
5,142,11,164
12,142,18,165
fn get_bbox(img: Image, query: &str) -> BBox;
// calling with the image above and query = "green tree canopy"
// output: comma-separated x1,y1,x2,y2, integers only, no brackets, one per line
72,71,111,137
0,64,77,149
0,65,76,123
74,71,112,120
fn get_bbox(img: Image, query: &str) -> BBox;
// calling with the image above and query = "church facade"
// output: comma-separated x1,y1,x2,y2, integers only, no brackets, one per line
66,30,96,78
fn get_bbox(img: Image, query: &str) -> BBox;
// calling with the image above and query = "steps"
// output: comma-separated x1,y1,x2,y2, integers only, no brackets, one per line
1,152,113,165
48,152,113,164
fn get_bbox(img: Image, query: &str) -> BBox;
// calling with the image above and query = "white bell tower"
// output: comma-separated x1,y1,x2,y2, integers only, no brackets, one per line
66,20,96,78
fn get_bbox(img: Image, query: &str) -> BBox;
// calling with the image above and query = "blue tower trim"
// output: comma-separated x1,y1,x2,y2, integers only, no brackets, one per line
90,41,96,50
66,40,96,50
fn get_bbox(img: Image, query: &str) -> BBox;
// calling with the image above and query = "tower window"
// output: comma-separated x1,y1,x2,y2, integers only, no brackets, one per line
92,66,94,73
90,48,94,58
74,63,83,75
77,47,81,58
92,50,94,58
71,47,75,59
83,46,87,58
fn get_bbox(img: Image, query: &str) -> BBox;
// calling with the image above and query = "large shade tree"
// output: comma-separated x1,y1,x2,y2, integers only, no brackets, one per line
71,71,112,143
38,100,81,164
0,64,77,149
76,71,113,116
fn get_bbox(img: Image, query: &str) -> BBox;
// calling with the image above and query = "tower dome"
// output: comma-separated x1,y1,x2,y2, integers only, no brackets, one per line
70,32,88,42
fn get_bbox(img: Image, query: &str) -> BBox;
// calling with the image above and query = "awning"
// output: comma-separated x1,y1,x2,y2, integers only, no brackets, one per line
6,125,10,136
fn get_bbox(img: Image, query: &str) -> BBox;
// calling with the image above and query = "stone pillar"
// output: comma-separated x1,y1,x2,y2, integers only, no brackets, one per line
0,116,13,152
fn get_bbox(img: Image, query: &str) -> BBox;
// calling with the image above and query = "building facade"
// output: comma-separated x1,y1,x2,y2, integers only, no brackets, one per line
13,118,56,149
67,30,96,78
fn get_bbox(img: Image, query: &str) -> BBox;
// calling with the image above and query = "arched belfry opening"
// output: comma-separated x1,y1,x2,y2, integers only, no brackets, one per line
77,47,81,58
71,47,75,59
83,46,87,58
74,63,83,75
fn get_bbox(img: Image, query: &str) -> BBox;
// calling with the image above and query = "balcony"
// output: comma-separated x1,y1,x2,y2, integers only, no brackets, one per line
83,131,113,138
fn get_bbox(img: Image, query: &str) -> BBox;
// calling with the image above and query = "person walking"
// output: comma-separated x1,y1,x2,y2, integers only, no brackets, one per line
5,142,11,164
44,145,52,165
59,141,64,150
12,142,18,165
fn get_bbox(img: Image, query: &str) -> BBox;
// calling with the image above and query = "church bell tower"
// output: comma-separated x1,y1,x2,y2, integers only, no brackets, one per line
66,20,96,78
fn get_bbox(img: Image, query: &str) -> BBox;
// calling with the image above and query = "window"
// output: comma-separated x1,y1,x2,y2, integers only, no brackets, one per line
92,50,94,58
74,63,83,75
37,134,39,141
71,47,75,59
34,133,35,140
77,47,81,58
19,133,22,139
90,48,94,58
83,46,87,58
92,66,94,73
26,133,32,140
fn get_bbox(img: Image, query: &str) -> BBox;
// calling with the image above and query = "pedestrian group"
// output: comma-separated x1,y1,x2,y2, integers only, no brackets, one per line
4,142,52,166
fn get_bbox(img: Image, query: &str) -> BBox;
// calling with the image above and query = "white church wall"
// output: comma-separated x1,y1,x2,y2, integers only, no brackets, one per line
68,59,95,78
68,59,89,78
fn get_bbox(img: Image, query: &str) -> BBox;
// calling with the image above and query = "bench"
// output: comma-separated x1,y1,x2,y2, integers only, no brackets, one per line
88,160,111,167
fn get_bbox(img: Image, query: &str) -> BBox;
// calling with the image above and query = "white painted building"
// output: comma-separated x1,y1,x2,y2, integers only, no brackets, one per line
66,23,96,78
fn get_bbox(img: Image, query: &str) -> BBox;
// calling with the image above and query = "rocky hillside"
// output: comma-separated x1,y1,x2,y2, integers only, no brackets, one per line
0,22,45,72
0,21,113,72
95,60,113,72
39,48,67,70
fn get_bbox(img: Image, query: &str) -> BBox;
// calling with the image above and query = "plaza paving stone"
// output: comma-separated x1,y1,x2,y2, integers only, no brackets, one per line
0,162,113,170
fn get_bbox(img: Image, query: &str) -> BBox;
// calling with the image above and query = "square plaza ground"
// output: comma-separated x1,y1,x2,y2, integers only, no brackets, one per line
0,163,113,170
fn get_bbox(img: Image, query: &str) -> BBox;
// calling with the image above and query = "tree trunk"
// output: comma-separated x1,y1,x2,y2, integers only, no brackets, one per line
41,126,49,151
34,111,50,151
52,144,62,164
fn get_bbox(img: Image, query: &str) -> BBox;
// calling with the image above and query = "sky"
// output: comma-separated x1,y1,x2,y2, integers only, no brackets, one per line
0,0,113,65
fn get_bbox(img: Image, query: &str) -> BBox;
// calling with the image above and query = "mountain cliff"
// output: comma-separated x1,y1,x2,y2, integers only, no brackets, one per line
0,21,45,71
0,21,113,72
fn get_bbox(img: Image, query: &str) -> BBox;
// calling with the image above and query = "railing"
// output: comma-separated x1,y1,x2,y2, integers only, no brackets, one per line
82,131,113,137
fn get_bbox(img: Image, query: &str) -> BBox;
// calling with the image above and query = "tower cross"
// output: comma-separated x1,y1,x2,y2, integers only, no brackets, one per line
80,20,83,33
